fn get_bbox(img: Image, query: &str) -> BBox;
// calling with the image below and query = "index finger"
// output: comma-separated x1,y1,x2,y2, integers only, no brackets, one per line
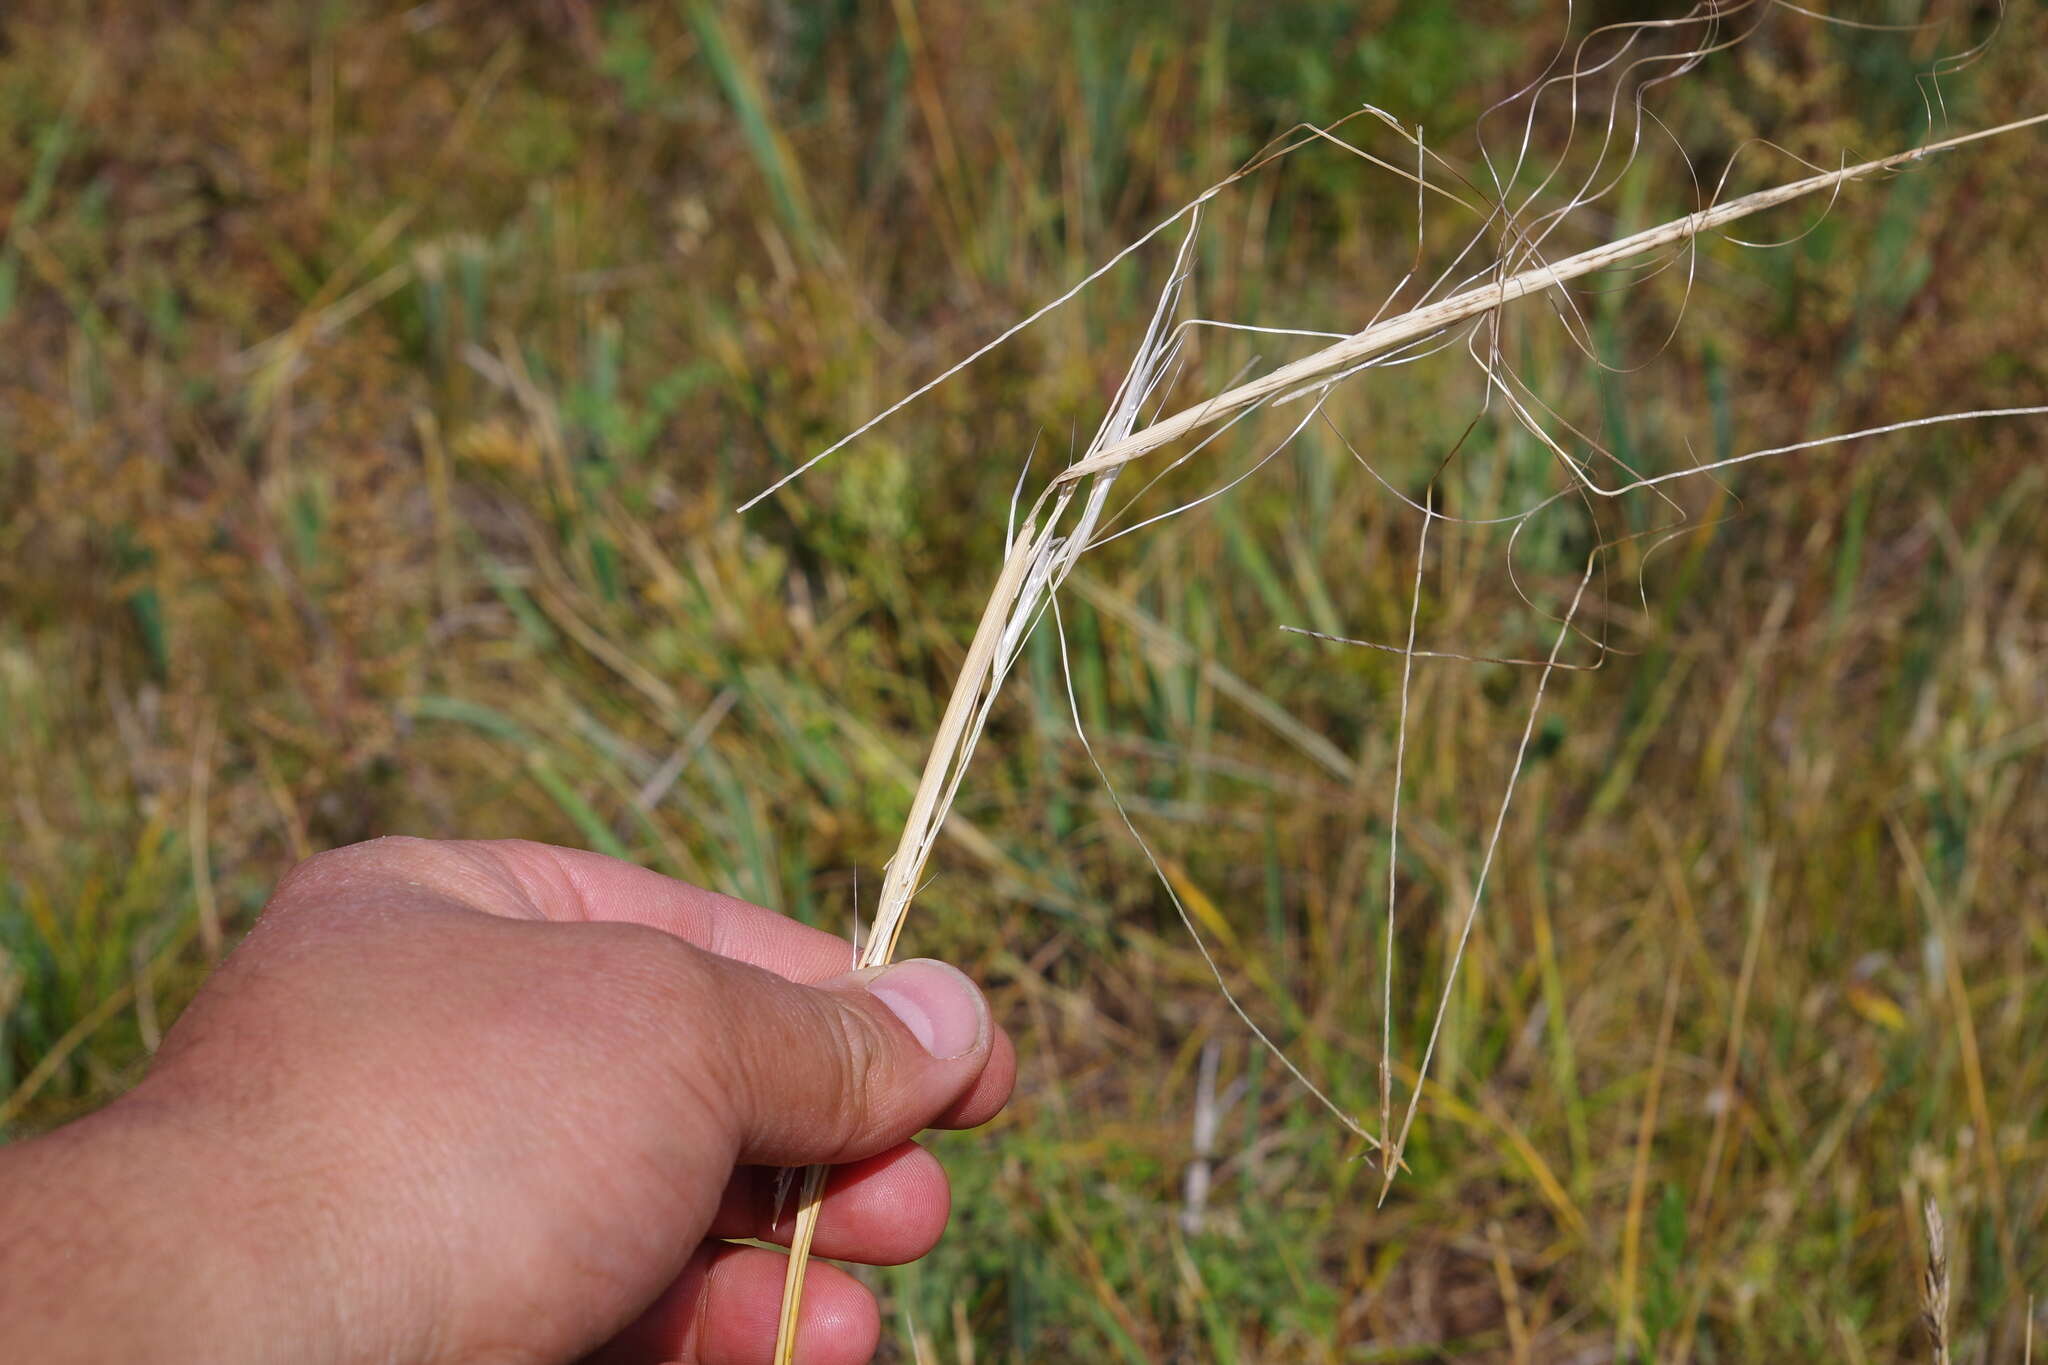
460,839,856,983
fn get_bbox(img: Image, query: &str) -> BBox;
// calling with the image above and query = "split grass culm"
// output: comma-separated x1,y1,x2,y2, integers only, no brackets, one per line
762,5,2047,1358
4,1,2047,1358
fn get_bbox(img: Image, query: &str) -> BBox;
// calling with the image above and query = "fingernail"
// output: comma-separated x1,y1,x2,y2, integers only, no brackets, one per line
867,959,986,1060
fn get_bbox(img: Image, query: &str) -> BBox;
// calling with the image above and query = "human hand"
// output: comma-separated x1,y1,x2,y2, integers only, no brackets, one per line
0,837,1014,1365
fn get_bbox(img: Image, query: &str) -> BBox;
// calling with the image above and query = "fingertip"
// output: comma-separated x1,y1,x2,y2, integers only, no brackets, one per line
864,959,989,1061
590,1244,879,1365
789,1263,882,1365
719,954,1005,1167
697,1246,879,1365
932,1022,1016,1131
717,1144,952,1264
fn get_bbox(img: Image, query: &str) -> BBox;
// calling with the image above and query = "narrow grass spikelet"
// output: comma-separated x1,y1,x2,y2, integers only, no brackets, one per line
1922,1198,1951,1365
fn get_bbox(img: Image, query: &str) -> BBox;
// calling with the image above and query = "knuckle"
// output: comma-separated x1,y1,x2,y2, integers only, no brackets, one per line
569,921,711,1026
602,918,706,985
822,1001,890,1146
274,836,438,901
270,837,542,924
705,969,895,1158
622,937,754,1134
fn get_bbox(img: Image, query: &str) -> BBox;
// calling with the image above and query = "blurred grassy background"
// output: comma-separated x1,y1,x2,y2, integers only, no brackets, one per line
3,2,2045,1360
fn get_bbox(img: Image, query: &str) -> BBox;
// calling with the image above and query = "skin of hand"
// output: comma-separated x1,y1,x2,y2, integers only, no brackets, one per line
0,836,1016,1365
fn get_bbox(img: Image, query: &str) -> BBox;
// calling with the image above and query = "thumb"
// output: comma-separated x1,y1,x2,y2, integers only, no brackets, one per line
697,955,994,1167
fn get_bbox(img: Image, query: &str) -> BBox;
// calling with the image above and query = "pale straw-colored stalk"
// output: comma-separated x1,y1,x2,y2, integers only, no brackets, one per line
768,109,2045,1362
1052,112,2048,487
771,218,1206,1363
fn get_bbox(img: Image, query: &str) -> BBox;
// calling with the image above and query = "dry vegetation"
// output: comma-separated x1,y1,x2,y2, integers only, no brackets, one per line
3,2,2046,1360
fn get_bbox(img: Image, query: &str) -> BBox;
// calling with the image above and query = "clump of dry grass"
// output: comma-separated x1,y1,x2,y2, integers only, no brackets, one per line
764,5,2047,1348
